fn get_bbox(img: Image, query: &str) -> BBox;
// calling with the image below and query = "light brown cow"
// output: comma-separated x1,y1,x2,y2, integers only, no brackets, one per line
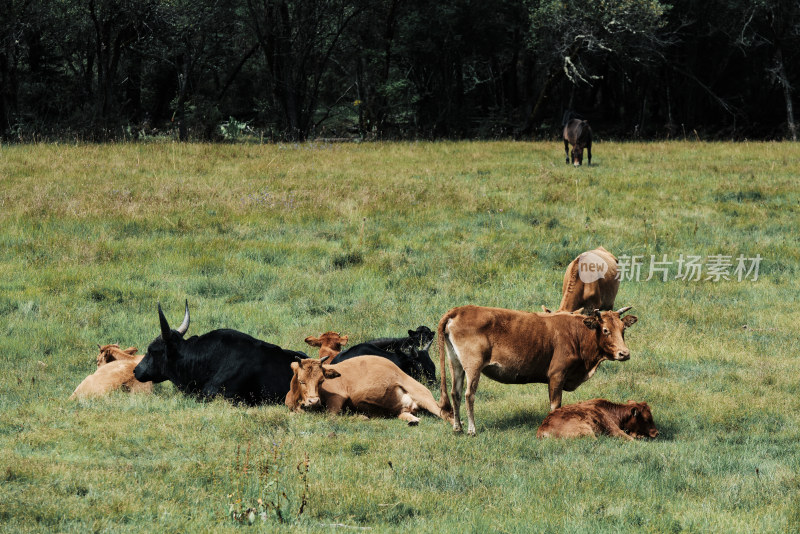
557,246,619,312
304,331,348,360
537,398,658,440
70,345,152,399
285,355,453,426
438,305,637,435
95,344,139,367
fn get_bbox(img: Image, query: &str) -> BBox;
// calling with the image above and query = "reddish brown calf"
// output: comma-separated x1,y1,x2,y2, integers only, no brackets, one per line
304,331,348,360
537,398,658,440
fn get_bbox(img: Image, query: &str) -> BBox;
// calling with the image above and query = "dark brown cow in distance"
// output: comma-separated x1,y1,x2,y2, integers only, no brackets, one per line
537,398,658,440
286,355,453,426
563,118,592,166
438,305,637,435
305,331,348,360
557,246,619,312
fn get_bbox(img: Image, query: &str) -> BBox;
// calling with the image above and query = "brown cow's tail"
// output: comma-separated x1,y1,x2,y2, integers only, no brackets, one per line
437,311,453,416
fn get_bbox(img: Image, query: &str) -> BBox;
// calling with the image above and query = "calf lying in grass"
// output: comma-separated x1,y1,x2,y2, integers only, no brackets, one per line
70,344,152,399
285,355,452,426
536,398,658,440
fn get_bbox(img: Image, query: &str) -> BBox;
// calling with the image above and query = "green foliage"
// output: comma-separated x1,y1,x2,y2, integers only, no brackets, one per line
0,141,798,531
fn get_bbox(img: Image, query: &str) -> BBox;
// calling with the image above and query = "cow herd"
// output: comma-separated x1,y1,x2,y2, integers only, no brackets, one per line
71,246,658,440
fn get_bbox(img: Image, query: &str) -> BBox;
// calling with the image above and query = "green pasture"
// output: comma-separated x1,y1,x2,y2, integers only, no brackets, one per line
1,140,798,532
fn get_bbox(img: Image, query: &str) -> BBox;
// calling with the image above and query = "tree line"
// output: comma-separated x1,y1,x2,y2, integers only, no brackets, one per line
1,0,797,142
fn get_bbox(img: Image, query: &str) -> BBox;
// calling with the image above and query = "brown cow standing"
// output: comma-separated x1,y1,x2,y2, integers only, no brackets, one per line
557,246,619,312
285,355,453,426
438,305,637,435
563,118,592,166
70,344,152,399
304,331,348,359
537,398,658,440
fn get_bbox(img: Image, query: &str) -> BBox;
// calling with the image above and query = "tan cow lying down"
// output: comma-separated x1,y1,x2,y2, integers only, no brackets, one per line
285,355,453,426
70,344,152,399
304,331,348,359
438,305,637,435
558,246,619,312
537,398,659,440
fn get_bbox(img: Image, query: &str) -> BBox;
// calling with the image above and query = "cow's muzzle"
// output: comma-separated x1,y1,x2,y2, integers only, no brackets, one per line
615,350,630,361
302,397,322,410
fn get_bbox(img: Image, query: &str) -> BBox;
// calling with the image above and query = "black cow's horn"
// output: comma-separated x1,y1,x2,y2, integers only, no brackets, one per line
320,355,331,364
176,299,190,335
616,306,632,315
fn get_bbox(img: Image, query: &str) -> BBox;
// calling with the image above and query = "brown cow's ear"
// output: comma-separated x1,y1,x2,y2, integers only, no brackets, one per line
622,315,638,328
340,335,348,345
322,367,341,379
631,407,639,418
124,347,138,355
583,316,600,330
291,362,300,371
305,336,322,347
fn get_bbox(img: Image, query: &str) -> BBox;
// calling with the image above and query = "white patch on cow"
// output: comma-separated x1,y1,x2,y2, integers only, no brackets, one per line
400,392,417,412
578,251,609,284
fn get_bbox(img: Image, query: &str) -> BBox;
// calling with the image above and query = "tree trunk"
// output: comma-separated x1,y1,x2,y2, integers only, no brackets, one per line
774,46,797,141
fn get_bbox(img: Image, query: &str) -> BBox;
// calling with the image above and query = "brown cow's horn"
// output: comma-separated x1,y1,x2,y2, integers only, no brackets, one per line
593,309,602,318
616,306,632,315
176,299,190,335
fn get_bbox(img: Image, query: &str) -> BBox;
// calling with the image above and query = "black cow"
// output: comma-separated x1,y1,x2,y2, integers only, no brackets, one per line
365,325,435,354
133,301,307,405
332,340,436,385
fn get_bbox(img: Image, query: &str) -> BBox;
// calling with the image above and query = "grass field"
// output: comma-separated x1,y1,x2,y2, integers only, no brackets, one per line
1,140,799,532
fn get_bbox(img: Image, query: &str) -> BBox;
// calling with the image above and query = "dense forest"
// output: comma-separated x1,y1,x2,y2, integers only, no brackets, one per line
1,0,797,142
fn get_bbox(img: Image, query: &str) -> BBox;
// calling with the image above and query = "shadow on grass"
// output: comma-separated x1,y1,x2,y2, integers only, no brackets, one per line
486,408,548,432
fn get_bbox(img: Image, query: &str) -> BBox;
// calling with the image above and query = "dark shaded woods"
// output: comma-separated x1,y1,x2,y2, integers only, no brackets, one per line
1,0,797,142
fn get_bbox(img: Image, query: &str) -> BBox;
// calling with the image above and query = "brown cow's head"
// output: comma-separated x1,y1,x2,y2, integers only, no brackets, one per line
96,344,139,367
304,332,348,357
582,307,638,360
620,401,658,439
287,356,341,411
571,145,585,166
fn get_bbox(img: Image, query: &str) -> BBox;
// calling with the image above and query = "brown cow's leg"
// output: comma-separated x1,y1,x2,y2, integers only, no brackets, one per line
547,373,566,412
324,394,347,414
448,357,465,433
398,412,421,425
464,372,482,436
405,381,454,425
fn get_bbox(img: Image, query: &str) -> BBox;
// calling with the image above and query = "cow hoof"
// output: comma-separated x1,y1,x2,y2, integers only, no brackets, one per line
452,426,463,434
407,420,419,426
467,430,477,437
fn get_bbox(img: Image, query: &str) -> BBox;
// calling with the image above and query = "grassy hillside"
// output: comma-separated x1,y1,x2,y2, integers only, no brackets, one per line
1,140,798,532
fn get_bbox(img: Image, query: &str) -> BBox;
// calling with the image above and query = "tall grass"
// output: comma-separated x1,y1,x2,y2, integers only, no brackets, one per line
1,140,798,532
